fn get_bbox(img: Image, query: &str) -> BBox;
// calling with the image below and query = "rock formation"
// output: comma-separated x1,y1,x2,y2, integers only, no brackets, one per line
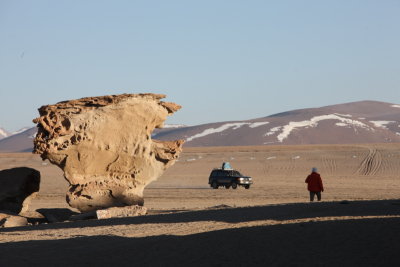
33,93,184,212
0,167,40,214
96,205,147,219
0,212,29,228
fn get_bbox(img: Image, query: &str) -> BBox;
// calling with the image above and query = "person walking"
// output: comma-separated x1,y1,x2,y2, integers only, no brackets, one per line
305,167,324,201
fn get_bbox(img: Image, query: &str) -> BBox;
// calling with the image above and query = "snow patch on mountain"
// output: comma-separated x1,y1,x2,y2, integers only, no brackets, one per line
12,127,31,135
370,121,396,129
0,128,9,138
265,126,282,136
186,123,249,142
391,105,400,108
335,113,353,118
186,121,270,142
248,122,269,128
163,124,187,128
276,114,373,142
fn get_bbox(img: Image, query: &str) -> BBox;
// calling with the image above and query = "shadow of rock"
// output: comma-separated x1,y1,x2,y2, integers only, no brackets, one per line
1,199,400,232
0,217,399,266
36,208,79,223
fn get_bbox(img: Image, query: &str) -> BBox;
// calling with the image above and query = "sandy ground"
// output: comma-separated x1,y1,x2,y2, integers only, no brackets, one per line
1,143,400,266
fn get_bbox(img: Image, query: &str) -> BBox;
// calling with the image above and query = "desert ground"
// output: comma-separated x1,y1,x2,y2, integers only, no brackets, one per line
1,143,400,266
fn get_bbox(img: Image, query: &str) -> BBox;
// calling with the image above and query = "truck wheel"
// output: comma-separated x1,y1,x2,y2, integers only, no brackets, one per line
231,182,237,189
225,185,230,189
244,185,250,189
212,181,218,189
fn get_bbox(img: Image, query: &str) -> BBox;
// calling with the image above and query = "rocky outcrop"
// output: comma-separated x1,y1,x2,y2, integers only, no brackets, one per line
96,205,147,219
33,93,184,212
0,212,29,228
0,167,40,214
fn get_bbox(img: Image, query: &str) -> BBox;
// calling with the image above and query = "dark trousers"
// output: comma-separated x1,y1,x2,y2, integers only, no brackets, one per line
309,191,321,201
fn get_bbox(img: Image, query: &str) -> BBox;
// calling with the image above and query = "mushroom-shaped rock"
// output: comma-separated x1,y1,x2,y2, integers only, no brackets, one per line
33,93,184,212
0,167,40,214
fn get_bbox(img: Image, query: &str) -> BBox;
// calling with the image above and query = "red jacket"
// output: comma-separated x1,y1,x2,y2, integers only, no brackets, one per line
305,172,324,192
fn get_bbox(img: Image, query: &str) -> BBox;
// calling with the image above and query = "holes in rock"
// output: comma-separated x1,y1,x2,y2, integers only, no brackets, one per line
61,118,71,130
69,184,79,193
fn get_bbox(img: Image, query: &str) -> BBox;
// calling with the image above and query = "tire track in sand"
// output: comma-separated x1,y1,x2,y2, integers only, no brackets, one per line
322,157,337,175
356,147,382,176
380,152,398,177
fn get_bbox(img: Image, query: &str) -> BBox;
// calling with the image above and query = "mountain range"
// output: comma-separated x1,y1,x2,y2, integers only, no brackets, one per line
1,100,399,152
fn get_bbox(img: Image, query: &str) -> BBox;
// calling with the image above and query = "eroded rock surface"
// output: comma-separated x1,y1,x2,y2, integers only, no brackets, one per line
0,167,40,214
33,93,184,212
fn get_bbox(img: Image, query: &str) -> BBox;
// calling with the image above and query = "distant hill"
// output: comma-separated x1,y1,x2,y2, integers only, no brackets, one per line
1,100,399,152
0,127,37,152
153,100,400,146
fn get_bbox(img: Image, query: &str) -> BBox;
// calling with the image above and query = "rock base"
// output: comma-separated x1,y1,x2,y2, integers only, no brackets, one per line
96,205,147,219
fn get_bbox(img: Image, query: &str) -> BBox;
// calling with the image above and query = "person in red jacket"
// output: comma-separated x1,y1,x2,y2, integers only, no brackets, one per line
305,167,324,201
